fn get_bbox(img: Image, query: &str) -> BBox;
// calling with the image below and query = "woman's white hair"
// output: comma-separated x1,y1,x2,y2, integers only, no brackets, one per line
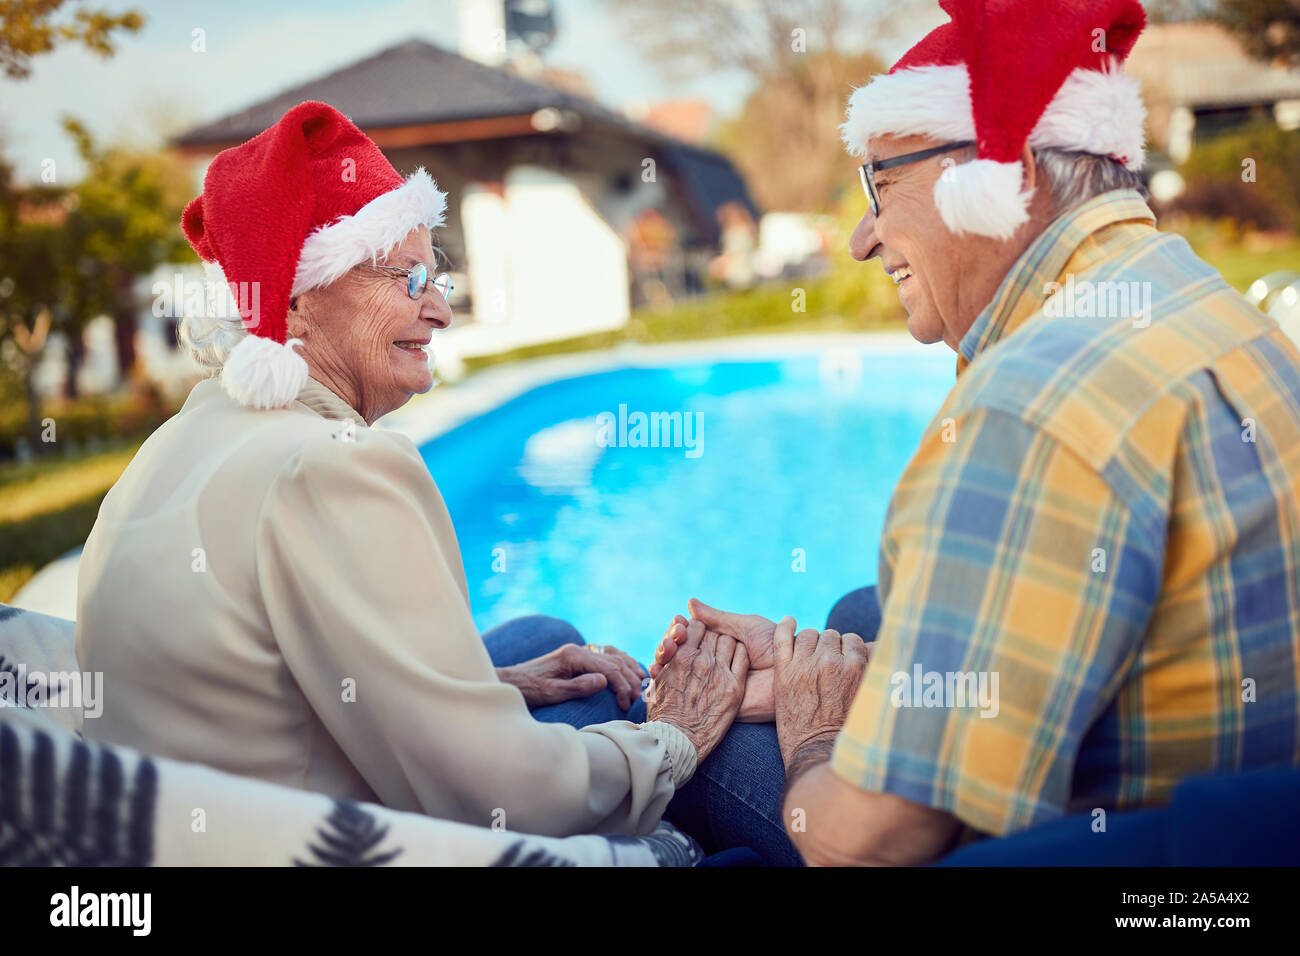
177,263,250,374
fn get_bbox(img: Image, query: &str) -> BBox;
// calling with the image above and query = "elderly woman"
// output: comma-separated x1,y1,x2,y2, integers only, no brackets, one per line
74,101,750,842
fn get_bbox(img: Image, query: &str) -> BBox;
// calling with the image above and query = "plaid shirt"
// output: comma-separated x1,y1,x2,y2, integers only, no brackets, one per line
832,190,1300,836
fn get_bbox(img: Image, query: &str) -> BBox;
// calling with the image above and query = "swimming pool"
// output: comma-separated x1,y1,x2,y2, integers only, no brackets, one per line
419,345,955,664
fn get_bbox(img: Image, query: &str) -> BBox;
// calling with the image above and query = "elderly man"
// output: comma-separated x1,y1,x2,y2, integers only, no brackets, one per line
655,0,1300,866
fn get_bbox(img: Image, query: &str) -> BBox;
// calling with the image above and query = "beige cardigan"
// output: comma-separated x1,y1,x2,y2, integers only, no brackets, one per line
75,375,695,837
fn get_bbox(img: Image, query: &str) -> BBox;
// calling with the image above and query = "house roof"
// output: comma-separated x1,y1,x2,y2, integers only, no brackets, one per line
172,39,761,242
175,39,662,147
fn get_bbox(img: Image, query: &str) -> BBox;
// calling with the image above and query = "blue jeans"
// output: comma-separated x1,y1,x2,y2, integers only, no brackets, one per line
481,587,882,867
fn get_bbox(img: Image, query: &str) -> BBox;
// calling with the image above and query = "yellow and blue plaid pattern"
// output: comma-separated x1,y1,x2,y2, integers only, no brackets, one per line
832,190,1300,836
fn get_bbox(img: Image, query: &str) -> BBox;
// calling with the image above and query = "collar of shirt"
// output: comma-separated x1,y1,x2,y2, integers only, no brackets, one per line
955,189,1158,377
295,376,367,428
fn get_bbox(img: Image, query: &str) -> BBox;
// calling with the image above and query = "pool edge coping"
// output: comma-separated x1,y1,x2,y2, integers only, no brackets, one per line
380,330,948,447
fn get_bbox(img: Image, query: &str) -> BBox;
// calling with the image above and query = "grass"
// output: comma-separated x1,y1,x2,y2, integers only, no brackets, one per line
0,439,143,603
1177,223,1300,294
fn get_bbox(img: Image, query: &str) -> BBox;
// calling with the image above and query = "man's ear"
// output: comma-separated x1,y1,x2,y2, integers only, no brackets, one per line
285,292,311,339
1020,141,1039,193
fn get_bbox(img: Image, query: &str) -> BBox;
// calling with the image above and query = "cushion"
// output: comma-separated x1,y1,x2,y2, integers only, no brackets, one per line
0,604,84,738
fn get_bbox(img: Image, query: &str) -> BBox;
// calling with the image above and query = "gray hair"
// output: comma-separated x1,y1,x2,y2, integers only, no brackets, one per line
941,143,1147,219
177,293,249,375
1031,147,1148,215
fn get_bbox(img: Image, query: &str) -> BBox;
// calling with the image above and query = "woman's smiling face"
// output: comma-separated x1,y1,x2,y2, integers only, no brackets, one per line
287,226,452,423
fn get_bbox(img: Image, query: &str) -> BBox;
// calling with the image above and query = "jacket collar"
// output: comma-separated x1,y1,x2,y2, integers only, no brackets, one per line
294,376,368,428
956,189,1158,376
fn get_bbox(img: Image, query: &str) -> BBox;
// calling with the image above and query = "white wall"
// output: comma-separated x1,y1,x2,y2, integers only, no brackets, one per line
445,165,630,363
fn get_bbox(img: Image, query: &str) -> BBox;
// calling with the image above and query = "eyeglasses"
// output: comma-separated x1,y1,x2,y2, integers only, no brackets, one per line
359,262,453,301
858,140,974,216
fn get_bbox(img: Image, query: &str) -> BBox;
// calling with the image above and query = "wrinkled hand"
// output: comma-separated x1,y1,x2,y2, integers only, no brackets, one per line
646,619,748,763
772,618,870,769
650,600,779,721
497,642,647,711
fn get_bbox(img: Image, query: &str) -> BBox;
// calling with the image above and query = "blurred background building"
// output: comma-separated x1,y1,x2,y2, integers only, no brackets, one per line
1129,20,1300,160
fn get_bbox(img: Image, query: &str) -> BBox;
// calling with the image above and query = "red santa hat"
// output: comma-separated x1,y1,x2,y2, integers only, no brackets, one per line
181,101,447,409
841,0,1148,240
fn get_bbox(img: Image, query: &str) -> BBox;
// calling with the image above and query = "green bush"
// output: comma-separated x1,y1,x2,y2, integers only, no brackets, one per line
1168,125,1300,234
0,382,176,459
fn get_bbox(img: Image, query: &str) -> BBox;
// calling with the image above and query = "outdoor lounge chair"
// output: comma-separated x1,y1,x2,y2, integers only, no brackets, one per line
0,603,700,867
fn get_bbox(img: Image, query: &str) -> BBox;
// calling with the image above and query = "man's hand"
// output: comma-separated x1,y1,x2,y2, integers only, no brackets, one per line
646,619,748,763
772,617,869,771
650,600,778,675
649,600,780,721
497,643,646,711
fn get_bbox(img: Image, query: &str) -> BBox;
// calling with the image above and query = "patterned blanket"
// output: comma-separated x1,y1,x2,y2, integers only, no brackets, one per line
0,604,701,867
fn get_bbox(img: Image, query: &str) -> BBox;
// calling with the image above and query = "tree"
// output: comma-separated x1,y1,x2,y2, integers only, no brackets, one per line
715,48,886,211
1214,0,1300,67
0,0,143,78
606,0,914,212
1143,0,1224,21
0,153,71,449
59,117,196,386
606,0,908,83
0,122,194,453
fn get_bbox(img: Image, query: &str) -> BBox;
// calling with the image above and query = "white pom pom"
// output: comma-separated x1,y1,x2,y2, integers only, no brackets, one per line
933,159,1033,241
220,335,309,410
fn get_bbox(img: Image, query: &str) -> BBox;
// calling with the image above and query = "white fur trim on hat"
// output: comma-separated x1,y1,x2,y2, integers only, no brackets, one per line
933,159,1033,240
841,61,1147,170
291,167,447,296
1033,63,1147,170
841,65,977,156
220,334,309,410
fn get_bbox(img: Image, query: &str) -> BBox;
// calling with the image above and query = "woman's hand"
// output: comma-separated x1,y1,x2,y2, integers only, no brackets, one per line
650,603,778,722
497,643,647,711
646,619,748,763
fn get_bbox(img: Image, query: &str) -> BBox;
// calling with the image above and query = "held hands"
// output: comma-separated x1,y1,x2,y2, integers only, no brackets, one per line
645,619,748,763
650,600,871,733
497,643,646,710
652,599,778,670
651,600,778,721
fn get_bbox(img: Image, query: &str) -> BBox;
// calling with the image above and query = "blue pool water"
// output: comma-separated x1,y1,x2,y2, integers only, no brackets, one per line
419,347,955,664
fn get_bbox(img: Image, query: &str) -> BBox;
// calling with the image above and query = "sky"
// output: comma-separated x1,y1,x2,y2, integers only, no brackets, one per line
0,0,767,183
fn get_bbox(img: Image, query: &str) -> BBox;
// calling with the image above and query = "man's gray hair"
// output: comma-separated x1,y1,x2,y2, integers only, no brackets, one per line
1031,147,1148,215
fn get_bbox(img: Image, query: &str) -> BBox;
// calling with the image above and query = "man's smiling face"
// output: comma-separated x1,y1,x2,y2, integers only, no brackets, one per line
849,133,1043,353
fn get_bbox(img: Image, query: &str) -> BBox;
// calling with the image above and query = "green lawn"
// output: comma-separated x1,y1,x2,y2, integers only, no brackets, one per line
1191,238,1299,294
0,440,143,603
